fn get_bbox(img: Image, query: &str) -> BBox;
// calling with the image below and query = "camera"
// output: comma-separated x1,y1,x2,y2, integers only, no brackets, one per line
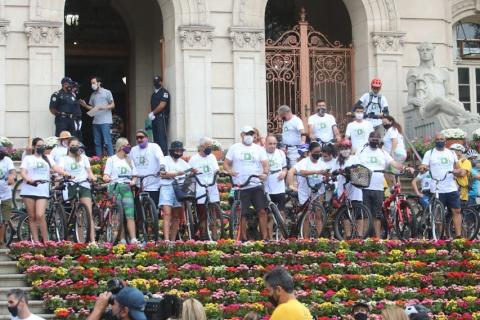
102,279,182,320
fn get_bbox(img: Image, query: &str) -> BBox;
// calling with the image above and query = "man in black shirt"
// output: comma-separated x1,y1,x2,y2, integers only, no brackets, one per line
49,77,77,136
148,75,170,155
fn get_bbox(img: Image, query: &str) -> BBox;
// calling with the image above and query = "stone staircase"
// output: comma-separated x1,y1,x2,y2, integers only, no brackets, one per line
0,249,54,319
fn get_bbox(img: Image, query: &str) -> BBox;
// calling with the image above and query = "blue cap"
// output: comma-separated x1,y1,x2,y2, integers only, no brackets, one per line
61,77,73,85
115,287,147,320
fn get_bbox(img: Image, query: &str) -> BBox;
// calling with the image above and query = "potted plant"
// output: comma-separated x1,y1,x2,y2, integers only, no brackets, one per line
472,128,480,152
44,136,58,155
211,140,224,161
440,128,466,148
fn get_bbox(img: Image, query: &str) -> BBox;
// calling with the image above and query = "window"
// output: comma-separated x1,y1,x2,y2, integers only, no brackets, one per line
456,22,480,59
457,66,480,113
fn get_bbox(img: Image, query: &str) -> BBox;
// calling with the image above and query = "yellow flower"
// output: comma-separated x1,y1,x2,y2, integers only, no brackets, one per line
32,280,42,287
55,267,67,277
113,244,126,254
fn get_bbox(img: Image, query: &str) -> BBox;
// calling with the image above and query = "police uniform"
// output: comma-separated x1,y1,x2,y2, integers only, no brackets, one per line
151,86,170,155
50,89,78,136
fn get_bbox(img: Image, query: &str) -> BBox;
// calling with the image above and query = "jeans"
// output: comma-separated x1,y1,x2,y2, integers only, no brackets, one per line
93,123,114,156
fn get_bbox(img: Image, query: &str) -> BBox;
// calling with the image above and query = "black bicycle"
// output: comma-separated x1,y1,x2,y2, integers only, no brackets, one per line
134,174,160,242
62,178,93,243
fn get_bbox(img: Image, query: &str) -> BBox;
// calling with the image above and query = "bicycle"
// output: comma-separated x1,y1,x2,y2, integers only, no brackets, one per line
133,174,160,242
90,183,124,244
295,175,328,239
62,178,93,243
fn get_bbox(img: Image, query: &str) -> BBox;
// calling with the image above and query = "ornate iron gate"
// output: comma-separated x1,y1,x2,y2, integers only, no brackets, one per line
266,10,353,133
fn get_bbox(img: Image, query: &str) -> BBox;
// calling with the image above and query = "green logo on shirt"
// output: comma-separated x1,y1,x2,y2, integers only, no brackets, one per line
269,159,275,167
243,153,253,161
319,122,327,129
36,161,46,169
356,129,364,136
0,168,3,179
138,156,147,166
440,157,448,164
368,156,378,164
202,165,210,173
120,167,128,175
70,163,79,171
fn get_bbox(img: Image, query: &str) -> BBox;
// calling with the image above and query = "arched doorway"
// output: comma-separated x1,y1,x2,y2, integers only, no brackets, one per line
265,0,353,133
64,0,130,155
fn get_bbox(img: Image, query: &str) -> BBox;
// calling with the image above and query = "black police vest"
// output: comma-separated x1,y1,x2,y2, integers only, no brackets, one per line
150,88,170,116
57,91,77,114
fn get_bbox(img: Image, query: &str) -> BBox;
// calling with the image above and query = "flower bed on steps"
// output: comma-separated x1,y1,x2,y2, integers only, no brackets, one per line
9,239,480,319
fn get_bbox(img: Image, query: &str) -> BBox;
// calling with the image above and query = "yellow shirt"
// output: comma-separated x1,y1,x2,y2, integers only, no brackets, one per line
457,159,472,201
270,299,313,320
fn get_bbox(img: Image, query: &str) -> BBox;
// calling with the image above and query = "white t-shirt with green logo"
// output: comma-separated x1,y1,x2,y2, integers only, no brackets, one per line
160,156,190,186
50,145,68,164
130,143,164,191
20,155,53,197
357,147,393,191
0,157,14,200
308,113,337,142
345,120,374,153
58,154,91,189
225,143,268,188
265,149,287,195
104,155,137,184
189,153,220,203
294,157,327,205
422,149,458,193
282,115,304,146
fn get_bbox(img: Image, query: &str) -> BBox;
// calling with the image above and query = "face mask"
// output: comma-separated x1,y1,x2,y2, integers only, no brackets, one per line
121,146,131,154
69,146,80,154
139,141,148,149
243,135,254,146
311,153,321,161
355,112,364,120
383,124,392,130
91,84,98,91
354,313,368,320
340,149,351,157
154,82,161,89
7,305,18,317
36,146,45,155
268,294,279,308
203,147,212,156
318,108,326,116
435,141,445,149
170,151,183,159
369,140,379,149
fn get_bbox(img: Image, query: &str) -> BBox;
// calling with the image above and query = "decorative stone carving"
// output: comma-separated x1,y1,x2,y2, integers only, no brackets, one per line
403,42,480,138
24,21,62,46
229,27,264,51
0,19,9,45
178,25,214,50
371,32,405,54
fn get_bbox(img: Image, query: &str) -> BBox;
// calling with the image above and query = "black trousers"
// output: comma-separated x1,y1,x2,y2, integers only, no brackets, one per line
152,115,168,155
55,117,75,136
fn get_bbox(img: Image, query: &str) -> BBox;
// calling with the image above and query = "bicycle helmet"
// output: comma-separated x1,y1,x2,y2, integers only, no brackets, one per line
370,78,382,88
337,138,352,149
449,143,465,153
466,149,478,159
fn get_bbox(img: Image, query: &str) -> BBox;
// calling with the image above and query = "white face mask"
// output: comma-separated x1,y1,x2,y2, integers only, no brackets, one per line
340,149,351,157
355,112,364,120
243,135,254,146
91,84,98,91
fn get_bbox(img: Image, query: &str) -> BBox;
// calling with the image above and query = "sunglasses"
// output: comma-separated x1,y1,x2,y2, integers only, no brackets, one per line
136,136,146,140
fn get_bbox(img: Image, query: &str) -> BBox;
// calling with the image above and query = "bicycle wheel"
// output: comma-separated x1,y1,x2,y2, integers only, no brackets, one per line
270,203,288,240
447,207,479,240
141,197,159,242
48,204,67,242
17,214,31,241
394,201,417,240
298,202,327,239
206,203,226,241
11,179,24,210
91,203,104,242
107,200,124,244
230,202,242,241
73,203,91,243
430,199,446,240
177,202,195,241
334,202,372,240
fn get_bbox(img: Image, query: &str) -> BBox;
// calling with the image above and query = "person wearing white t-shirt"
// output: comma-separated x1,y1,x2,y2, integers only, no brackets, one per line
130,130,164,207
357,132,411,237
224,126,269,240
55,136,97,243
159,141,191,241
0,146,15,247
308,99,341,144
103,138,138,244
20,138,53,243
382,115,407,186
419,132,463,238
354,78,389,135
291,142,329,237
50,131,71,164
189,137,220,240
7,288,45,320
278,105,306,168
345,105,374,154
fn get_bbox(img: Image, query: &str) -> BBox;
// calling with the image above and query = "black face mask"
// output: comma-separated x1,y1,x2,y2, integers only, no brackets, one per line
8,305,18,317
383,124,392,130
170,151,183,159
268,295,279,308
354,313,368,320
154,82,161,89
203,147,212,156
311,153,322,160
69,146,80,154
369,140,379,149
36,146,45,155
0,151,5,160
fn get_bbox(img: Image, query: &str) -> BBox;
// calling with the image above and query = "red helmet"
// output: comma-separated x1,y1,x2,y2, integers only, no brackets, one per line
338,138,352,148
371,78,382,88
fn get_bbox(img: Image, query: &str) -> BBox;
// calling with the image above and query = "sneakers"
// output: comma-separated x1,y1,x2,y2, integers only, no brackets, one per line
130,238,139,245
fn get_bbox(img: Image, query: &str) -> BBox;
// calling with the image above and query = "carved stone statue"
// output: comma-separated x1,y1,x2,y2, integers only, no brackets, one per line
404,42,480,137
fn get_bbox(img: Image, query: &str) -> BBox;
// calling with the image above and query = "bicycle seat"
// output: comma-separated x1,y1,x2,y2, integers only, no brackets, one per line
287,190,298,199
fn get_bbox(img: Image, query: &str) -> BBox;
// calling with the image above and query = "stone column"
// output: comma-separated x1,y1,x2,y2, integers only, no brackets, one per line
178,25,214,149
371,31,406,122
229,27,267,138
24,21,63,138
0,20,9,136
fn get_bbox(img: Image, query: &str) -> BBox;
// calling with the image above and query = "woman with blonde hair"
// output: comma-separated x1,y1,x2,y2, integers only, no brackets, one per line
181,298,206,320
381,305,409,320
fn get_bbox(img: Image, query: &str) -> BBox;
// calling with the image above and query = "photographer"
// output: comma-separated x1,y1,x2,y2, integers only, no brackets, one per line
87,287,146,320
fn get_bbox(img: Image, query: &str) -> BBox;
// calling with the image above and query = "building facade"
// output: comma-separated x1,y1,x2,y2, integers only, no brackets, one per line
0,0,478,150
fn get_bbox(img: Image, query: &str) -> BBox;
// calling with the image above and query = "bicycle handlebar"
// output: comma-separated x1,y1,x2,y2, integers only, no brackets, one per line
429,170,453,183
193,171,222,188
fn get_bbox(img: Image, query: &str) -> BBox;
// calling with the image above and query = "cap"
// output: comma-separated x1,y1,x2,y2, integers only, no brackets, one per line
153,75,162,83
169,141,185,151
449,143,465,153
136,129,148,137
61,77,73,85
115,287,146,320
241,126,255,134
58,131,72,140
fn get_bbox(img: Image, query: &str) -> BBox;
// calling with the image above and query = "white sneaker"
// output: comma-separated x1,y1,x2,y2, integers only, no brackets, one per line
130,238,139,245
119,239,127,245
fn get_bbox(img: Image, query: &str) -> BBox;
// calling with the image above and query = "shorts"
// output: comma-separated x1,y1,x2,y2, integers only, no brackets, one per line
108,184,135,219
21,195,49,200
439,191,461,210
159,184,182,208
0,199,12,222
269,193,286,210
363,189,384,219
234,186,268,216
67,185,92,200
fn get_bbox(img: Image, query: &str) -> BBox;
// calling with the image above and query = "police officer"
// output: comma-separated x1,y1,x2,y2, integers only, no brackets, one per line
49,77,77,136
148,75,170,155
